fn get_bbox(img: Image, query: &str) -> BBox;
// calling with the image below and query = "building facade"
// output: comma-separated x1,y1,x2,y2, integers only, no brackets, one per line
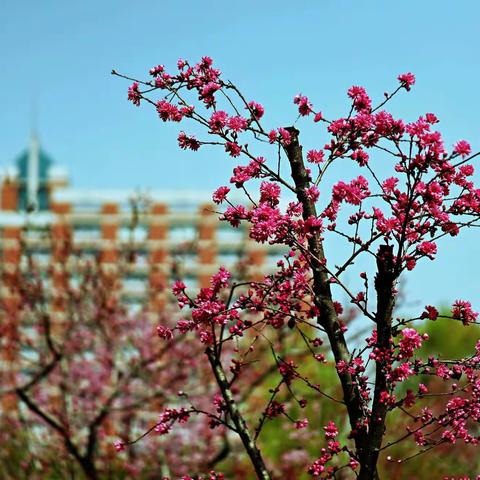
0,135,282,304
0,136,283,415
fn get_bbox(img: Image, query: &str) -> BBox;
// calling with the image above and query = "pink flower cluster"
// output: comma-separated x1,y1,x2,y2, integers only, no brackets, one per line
332,176,370,206
397,328,426,359
398,72,416,91
155,407,191,435
308,421,357,478
178,131,201,151
268,127,292,146
347,85,372,113
452,300,478,325
127,82,141,106
294,94,313,116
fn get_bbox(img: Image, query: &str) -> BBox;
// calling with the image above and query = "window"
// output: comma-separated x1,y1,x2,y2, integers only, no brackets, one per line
217,253,242,267
169,226,197,242
123,278,146,294
118,226,148,243
217,228,245,243
73,226,100,242
30,252,51,265
182,277,198,290
23,228,49,241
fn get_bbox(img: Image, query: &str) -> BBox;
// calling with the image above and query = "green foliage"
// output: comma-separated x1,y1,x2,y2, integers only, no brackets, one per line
419,308,480,359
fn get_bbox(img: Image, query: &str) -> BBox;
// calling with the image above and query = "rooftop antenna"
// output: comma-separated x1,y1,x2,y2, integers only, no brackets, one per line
27,97,39,212
31,96,38,135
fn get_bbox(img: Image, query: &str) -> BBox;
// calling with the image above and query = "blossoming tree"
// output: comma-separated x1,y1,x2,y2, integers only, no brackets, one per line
113,58,480,479
0,248,227,479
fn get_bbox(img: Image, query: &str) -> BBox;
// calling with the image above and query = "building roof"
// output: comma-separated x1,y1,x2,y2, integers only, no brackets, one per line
15,146,53,185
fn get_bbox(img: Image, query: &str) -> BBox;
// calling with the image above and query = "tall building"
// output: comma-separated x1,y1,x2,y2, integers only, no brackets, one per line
0,135,283,306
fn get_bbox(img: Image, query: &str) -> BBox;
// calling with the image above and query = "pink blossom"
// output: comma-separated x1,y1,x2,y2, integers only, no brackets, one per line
442,430,457,444
379,391,396,406
178,132,201,151
418,383,428,395
222,204,248,227
398,328,424,358
246,101,265,119
227,115,248,132
211,266,231,290
154,73,171,89
416,241,437,257
308,459,326,476
351,148,369,166
209,111,229,132
265,401,286,418
307,149,325,164
425,112,439,124
149,65,164,76
172,280,186,296
382,177,399,194
349,458,359,470
421,305,439,320
332,176,370,205
201,56,213,67
156,325,174,340
293,94,313,116
225,141,242,157
452,300,478,325
199,330,213,344
414,431,426,446
249,204,284,243
268,129,277,143
279,360,297,385
127,82,141,106
347,85,371,112
156,100,183,122
304,216,323,234
453,140,472,157
180,105,195,117
114,440,125,452
436,363,452,380
230,158,264,187
259,181,281,206
304,185,320,203
278,127,292,145
200,82,221,107
390,362,414,382
327,441,341,454
212,186,230,204
323,421,338,439
398,72,416,91
459,164,474,176
156,408,191,436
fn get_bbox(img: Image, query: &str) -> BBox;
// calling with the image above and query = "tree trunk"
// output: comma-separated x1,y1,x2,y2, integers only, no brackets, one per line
359,245,396,479
79,458,98,480
284,128,397,480
206,348,272,480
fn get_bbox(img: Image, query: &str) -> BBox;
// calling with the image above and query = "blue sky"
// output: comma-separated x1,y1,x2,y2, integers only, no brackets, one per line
1,0,479,311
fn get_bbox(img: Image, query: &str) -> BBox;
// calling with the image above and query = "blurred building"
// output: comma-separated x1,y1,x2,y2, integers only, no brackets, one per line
0,135,283,306
0,135,285,415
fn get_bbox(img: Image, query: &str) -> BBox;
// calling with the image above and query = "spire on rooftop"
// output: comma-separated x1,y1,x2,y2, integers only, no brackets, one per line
15,133,53,211
27,131,40,210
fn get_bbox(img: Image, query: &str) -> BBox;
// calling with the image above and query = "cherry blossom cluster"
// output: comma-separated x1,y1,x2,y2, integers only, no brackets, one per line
308,421,359,478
